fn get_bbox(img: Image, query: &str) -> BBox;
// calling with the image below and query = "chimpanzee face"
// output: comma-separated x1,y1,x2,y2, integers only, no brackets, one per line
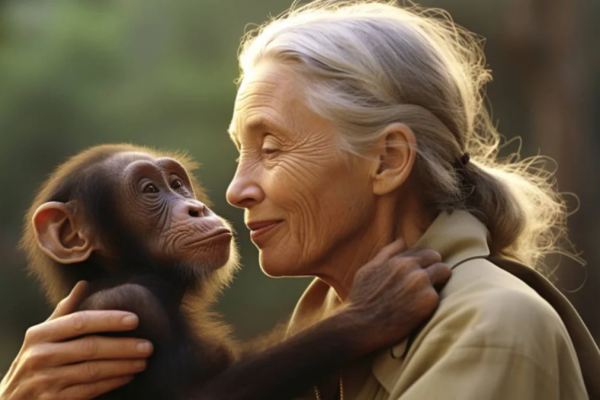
114,152,233,272
29,145,237,302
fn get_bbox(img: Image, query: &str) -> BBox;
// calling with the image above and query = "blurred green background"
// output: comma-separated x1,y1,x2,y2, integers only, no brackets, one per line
1,0,599,371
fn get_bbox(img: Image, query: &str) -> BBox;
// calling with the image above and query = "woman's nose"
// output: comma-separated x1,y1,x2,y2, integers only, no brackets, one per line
226,168,264,209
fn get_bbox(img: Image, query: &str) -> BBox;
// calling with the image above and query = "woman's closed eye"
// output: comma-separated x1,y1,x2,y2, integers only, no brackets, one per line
262,146,281,156
261,139,282,157
261,133,284,157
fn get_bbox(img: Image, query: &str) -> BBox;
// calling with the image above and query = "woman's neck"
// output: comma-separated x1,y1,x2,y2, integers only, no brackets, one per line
314,193,433,301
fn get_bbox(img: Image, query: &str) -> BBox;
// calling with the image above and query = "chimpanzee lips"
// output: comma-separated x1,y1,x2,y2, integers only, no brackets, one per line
185,228,232,247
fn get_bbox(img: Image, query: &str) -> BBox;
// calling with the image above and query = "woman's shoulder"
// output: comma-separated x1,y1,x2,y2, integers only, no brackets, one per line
424,257,572,350
372,257,588,398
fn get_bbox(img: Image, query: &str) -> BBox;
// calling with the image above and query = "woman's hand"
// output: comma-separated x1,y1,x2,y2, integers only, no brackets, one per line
0,282,153,400
345,239,451,354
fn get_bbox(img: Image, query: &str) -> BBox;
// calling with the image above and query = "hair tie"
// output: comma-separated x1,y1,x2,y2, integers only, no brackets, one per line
453,152,470,169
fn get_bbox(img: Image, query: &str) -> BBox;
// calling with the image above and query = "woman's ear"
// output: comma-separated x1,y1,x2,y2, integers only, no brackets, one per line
32,201,95,264
372,123,417,195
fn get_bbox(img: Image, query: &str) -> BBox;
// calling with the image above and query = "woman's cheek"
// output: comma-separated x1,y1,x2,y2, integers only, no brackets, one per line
279,196,321,255
273,156,321,185
268,159,322,211
262,188,325,272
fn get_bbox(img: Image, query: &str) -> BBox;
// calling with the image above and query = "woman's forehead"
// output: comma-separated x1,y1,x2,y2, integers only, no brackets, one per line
235,64,301,111
230,64,310,140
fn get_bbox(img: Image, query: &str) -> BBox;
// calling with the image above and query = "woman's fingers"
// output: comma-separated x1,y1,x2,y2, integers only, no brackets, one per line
424,262,452,288
1,283,150,400
41,336,153,366
48,281,90,321
57,359,147,386
60,375,134,400
29,310,140,343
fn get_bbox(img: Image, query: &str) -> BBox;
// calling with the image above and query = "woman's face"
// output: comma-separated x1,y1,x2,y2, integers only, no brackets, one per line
226,61,378,277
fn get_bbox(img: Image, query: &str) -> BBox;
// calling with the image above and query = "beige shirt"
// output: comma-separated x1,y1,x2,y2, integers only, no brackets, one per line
289,211,600,400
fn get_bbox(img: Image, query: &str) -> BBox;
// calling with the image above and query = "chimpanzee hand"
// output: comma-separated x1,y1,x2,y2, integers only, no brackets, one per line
344,238,451,354
0,282,152,400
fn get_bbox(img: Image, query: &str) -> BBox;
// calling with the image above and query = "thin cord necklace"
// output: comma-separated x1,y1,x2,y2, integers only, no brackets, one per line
313,373,344,400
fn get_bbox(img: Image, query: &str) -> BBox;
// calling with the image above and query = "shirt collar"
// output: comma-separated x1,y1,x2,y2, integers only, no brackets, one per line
372,210,491,393
412,210,491,268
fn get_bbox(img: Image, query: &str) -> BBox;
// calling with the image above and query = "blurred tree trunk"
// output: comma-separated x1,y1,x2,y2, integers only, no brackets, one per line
505,0,598,341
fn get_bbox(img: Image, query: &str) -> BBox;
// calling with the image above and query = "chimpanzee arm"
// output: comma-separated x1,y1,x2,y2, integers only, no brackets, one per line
198,242,449,400
198,310,366,400
80,284,363,400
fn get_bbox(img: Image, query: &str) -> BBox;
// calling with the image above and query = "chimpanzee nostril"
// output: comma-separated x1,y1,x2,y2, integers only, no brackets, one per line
186,201,205,218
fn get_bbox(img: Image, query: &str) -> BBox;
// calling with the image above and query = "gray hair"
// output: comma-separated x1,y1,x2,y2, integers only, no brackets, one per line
237,0,575,270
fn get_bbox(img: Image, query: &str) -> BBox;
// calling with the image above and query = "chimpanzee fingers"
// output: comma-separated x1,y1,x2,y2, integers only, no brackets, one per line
61,375,134,400
366,238,406,267
46,336,153,366
48,281,90,321
35,310,140,343
404,249,442,268
424,262,452,289
58,359,147,387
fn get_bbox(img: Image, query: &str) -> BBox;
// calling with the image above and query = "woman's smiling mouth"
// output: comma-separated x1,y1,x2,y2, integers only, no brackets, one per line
247,220,283,242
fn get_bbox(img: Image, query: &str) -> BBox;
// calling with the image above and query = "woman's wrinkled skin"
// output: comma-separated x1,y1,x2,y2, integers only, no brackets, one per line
227,61,433,299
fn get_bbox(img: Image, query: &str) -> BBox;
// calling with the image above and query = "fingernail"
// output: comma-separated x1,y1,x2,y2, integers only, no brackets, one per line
137,341,153,354
122,315,138,327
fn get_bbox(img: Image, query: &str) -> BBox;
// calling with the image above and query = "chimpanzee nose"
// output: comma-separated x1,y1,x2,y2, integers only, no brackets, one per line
186,200,206,218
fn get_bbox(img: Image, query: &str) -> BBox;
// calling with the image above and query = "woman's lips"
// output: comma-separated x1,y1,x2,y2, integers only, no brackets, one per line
247,220,283,242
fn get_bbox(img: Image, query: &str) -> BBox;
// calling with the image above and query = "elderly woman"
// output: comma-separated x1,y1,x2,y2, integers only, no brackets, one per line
3,1,600,399
227,1,600,398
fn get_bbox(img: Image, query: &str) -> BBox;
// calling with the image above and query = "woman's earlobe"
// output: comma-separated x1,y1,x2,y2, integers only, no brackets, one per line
372,123,417,196
32,201,95,264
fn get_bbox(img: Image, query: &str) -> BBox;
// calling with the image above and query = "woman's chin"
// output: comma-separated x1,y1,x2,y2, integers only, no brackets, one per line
259,251,302,277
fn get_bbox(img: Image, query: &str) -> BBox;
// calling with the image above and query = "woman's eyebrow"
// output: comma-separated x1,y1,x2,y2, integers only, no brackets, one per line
231,117,290,145
243,118,271,135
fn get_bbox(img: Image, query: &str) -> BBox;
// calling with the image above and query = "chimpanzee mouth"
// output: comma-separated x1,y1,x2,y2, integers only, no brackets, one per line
184,228,232,247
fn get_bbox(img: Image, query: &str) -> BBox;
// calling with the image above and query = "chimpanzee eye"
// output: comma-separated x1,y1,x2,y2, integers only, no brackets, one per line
142,183,159,194
171,179,183,190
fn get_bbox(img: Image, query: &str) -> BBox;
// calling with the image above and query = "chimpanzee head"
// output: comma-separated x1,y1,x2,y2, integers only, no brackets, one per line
22,144,238,304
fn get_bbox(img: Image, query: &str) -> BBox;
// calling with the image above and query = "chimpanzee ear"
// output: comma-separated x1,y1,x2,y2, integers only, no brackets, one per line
32,201,95,264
